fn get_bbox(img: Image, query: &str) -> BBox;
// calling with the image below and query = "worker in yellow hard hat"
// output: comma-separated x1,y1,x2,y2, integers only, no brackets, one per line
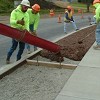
64,6,79,33
92,0,100,49
26,4,40,53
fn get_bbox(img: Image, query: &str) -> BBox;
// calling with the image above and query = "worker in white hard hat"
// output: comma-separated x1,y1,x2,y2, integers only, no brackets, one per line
26,4,41,54
6,0,30,64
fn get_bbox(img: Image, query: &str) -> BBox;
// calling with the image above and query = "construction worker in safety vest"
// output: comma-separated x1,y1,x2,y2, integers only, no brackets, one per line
26,4,40,54
93,0,100,50
64,6,79,33
6,0,30,64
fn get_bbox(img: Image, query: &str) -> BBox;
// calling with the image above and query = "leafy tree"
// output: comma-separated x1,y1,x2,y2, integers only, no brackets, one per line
78,0,94,12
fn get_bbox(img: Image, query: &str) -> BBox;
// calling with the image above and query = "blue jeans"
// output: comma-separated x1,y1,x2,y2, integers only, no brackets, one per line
95,23,100,45
7,39,25,61
90,17,96,25
64,21,78,33
26,24,37,51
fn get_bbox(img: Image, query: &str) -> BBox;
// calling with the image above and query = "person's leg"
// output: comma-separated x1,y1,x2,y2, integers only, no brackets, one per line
71,21,79,31
30,24,37,51
93,23,100,49
6,39,18,63
96,24,100,45
26,43,30,51
64,22,67,33
26,24,34,53
17,42,25,61
34,46,37,51
90,17,96,25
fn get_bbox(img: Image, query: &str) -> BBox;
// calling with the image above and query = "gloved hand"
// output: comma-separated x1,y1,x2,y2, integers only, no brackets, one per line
17,18,25,26
70,21,74,23
30,31,37,36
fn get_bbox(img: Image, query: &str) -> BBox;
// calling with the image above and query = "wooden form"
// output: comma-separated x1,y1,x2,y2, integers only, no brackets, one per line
26,59,77,70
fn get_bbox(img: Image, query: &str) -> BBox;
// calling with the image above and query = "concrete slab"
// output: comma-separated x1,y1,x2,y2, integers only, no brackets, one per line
79,42,100,68
0,49,41,76
55,40,100,100
55,95,90,100
56,66,100,100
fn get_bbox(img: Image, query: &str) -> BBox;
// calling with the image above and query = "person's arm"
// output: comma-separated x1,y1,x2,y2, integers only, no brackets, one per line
95,8,100,23
24,13,29,31
65,13,71,21
34,13,40,31
10,10,25,26
10,10,18,25
70,16,74,22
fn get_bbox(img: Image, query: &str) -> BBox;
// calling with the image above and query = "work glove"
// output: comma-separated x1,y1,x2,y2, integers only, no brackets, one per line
17,18,25,26
70,21,74,22
30,31,37,36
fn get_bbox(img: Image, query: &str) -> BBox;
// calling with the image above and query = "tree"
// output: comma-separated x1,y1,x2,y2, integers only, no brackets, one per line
78,0,94,12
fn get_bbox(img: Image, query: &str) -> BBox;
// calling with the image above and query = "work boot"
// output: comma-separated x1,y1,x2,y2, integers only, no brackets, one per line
27,50,32,54
93,45,100,50
6,60,10,64
76,29,79,31
64,31,68,34
34,46,37,51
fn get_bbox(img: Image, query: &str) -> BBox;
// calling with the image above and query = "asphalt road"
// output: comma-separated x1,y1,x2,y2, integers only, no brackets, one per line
0,14,94,67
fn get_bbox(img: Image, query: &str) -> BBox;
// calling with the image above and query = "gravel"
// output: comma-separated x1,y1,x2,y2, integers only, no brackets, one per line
0,63,74,100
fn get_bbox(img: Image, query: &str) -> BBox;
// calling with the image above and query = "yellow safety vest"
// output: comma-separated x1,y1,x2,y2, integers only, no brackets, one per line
64,10,72,22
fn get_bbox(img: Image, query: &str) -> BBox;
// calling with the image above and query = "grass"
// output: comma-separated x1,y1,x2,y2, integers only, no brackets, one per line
70,2,94,9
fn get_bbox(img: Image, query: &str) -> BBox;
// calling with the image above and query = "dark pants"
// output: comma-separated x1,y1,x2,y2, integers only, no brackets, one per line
7,39,25,61
26,24,37,51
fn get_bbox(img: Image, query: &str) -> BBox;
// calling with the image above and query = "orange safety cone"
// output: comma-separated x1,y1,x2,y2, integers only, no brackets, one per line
50,9,55,17
57,14,62,23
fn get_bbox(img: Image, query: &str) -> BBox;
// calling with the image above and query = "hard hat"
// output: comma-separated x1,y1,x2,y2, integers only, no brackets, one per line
20,0,30,7
32,4,40,12
67,6,72,10
93,0,100,4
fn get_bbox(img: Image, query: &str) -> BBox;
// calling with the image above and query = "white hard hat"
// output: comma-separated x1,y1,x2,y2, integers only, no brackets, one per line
20,0,30,7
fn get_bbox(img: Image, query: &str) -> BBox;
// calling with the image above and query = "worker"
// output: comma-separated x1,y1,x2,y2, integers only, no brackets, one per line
26,4,40,54
64,6,79,33
93,0,100,49
6,0,30,64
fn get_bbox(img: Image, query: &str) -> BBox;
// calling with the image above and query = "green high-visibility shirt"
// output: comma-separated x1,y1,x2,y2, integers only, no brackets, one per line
10,5,29,31
27,8,40,31
93,3,100,23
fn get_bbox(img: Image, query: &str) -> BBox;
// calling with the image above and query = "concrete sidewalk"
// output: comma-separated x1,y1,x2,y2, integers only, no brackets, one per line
55,42,100,100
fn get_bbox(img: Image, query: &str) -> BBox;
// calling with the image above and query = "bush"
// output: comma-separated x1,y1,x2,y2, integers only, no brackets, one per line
0,0,13,13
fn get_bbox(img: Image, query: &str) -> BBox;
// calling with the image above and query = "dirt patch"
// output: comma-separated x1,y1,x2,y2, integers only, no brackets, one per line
40,25,96,61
